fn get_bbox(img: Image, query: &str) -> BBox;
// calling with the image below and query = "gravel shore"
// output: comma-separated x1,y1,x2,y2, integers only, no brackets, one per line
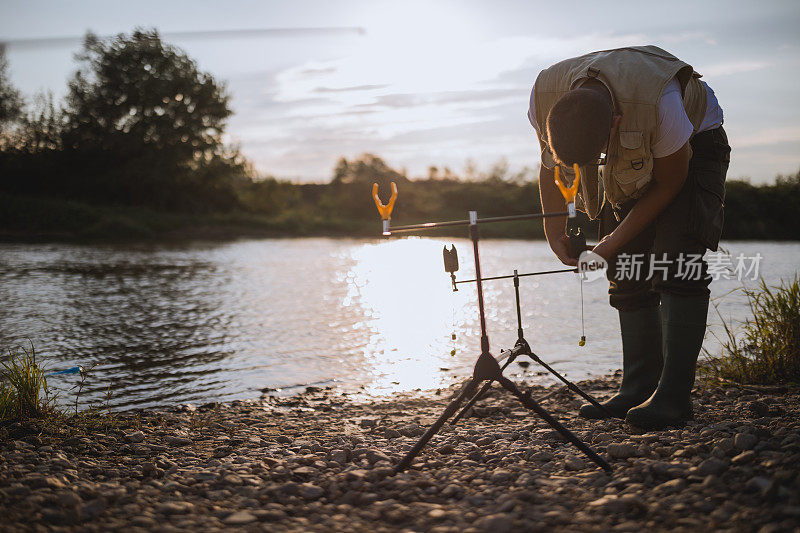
1,374,799,532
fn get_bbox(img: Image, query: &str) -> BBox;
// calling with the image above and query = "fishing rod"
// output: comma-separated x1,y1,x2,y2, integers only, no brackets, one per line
372,165,612,474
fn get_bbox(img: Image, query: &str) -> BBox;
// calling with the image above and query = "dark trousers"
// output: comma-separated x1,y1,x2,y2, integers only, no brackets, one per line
601,126,731,312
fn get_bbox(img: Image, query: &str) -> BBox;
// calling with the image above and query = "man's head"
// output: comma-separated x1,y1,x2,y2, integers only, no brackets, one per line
546,87,614,166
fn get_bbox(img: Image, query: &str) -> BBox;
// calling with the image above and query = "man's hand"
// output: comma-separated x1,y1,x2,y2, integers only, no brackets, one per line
551,233,579,266
591,233,619,262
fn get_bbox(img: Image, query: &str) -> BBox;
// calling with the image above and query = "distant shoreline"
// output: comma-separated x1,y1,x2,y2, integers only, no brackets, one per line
3,192,800,244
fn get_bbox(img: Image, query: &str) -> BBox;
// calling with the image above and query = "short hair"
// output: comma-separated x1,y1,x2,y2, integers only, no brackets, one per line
546,88,613,166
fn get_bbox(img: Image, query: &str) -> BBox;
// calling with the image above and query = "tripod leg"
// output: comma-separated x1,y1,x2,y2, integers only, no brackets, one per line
451,380,493,426
394,380,477,473
528,352,614,419
496,375,612,472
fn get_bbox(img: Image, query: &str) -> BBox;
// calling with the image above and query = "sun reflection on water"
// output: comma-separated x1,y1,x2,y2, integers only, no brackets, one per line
342,238,474,395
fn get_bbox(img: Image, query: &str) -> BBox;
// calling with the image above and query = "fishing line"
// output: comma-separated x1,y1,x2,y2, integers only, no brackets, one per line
579,273,586,346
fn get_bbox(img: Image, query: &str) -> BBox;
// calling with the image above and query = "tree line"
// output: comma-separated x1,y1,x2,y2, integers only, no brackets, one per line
0,30,798,240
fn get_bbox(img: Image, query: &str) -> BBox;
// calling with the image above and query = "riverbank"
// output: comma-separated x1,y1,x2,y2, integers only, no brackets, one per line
1,375,799,532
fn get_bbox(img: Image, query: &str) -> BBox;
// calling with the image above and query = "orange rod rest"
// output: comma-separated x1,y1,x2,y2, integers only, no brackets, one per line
372,182,398,220
553,164,582,204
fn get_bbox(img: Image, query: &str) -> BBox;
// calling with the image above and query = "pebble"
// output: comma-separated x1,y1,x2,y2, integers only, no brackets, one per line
157,502,193,515
489,468,515,484
166,435,192,446
437,444,456,454
732,450,756,465
607,443,637,459
475,513,512,533
213,446,233,458
749,400,770,417
589,494,647,514
564,455,585,471
694,457,728,476
124,431,145,443
366,449,391,464
330,449,348,464
734,433,758,451
299,483,324,500
223,511,257,525
57,491,82,507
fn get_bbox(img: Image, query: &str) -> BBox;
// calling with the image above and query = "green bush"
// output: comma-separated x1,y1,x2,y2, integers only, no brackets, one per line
703,276,800,385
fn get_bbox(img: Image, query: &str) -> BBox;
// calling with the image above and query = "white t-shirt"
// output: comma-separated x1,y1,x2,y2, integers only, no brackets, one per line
528,77,724,159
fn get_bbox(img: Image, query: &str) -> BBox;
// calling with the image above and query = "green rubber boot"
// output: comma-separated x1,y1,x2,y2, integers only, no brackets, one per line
625,294,709,429
579,306,663,419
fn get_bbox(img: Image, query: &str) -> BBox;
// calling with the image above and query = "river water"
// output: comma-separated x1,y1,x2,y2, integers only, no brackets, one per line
1,238,797,410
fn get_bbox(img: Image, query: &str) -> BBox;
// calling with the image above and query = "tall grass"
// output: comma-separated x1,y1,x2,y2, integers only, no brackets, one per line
0,344,53,421
704,276,800,385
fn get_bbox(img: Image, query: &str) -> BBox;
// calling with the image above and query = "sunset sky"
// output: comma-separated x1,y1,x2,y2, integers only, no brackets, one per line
2,0,798,183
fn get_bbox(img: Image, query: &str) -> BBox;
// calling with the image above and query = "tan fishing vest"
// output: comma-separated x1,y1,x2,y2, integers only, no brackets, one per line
533,45,707,219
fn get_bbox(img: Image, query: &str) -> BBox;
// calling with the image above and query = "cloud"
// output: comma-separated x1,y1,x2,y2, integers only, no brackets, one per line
697,60,770,77
315,84,387,93
658,31,718,46
733,126,800,148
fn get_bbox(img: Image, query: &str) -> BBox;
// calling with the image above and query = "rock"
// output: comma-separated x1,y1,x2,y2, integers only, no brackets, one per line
224,511,258,525
130,516,156,528
437,444,456,455
654,479,686,494
428,508,447,520
592,433,614,444
731,450,756,465
276,482,300,496
300,483,324,500
292,466,316,476
466,450,484,462
166,435,192,446
345,469,368,481
157,502,194,515
589,494,647,515
398,424,424,437
80,499,106,519
275,435,292,444
124,431,145,443
142,462,157,476
748,401,769,417
746,477,778,499
331,449,348,464
213,446,233,458
607,443,637,459
359,418,377,428
441,484,462,498
366,450,391,464
529,451,554,462
193,471,217,482
715,437,735,454
734,433,758,451
30,476,66,490
221,474,243,485
475,513,512,533
564,455,585,471
57,491,82,507
694,458,728,476
384,428,402,439
490,468,515,484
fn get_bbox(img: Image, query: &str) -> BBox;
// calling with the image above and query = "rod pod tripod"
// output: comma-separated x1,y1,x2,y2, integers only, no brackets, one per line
372,171,612,474
449,266,614,427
